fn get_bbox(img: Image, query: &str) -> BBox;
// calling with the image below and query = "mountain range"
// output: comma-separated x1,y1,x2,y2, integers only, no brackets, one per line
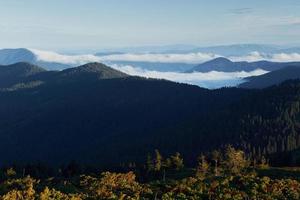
187,44,280,56
189,57,300,72
1,44,300,74
0,62,300,168
0,48,197,72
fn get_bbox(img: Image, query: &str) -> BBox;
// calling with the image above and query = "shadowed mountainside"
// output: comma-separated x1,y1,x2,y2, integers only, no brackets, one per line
0,62,300,168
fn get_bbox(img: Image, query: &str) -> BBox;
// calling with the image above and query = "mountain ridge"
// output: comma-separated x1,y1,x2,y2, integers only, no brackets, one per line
239,65,300,88
0,62,130,89
189,57,300,72
0,62,47,88
56,62,129,80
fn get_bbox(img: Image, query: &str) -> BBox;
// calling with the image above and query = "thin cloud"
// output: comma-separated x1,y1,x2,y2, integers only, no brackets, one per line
229,7,253,15
279,16,300,26
245,15,300,27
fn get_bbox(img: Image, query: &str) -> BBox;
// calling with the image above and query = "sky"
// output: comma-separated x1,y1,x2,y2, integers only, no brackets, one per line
0,0,300,51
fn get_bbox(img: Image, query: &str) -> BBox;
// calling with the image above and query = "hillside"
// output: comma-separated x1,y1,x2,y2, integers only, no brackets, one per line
0,62,299,168
0,62,213,166
239,66,300,88
0,62,46,88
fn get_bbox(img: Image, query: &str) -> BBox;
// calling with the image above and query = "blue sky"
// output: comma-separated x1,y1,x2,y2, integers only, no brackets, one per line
0,0,300,51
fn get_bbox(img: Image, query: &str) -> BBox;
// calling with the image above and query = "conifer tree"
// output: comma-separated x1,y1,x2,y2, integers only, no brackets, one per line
171,152,184,170
146,154,154,172
196,154,209,180
154,149,163,172
211,150,221,176
224,145,248,175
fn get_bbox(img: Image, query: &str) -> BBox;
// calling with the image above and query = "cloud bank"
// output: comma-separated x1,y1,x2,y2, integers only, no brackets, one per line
30,49,102,65
230,51,300,62
271,53,300,62
110,64,269,89
99,52,220,64
30,49,219,65
30,49,300,66
27,49,277,88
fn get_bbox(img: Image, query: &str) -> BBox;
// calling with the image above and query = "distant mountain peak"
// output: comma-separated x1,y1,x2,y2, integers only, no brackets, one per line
0,48,36,65
207,57,232,63
77,62,119,72
187,57,235,72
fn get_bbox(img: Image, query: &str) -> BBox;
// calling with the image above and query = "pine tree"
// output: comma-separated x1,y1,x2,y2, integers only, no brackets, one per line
171,152,184,170
224,145,248,175
211,150,221,176
154,149,162,172
146,154,154,172
196,154,209,180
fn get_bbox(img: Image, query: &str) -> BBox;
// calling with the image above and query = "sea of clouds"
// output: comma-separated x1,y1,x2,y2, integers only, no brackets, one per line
29,49,300,88
110,64,268,88
30,49,300,65
30,49,220,65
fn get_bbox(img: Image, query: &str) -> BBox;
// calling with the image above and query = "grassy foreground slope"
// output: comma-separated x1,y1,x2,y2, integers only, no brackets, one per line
0,147,299,200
